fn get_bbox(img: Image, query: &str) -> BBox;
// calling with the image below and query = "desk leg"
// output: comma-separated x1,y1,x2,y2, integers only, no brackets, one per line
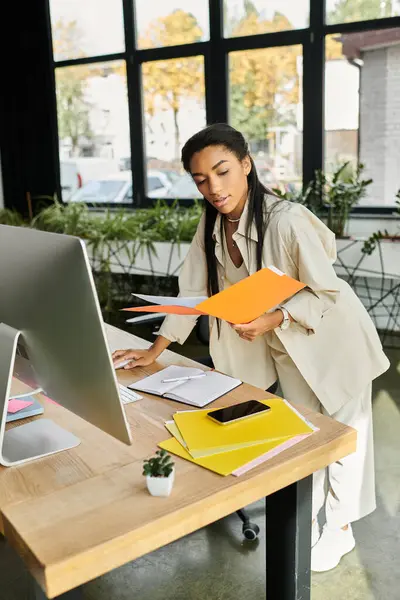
34,580,83,600
265,475,312,600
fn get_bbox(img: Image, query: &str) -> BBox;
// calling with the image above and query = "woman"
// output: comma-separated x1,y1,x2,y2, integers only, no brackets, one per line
113,123,389,572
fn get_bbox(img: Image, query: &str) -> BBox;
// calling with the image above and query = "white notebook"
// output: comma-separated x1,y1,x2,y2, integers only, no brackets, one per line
128,365,242,408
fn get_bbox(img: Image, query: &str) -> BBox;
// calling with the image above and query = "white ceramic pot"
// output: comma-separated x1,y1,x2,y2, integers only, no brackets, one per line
146,468,175,497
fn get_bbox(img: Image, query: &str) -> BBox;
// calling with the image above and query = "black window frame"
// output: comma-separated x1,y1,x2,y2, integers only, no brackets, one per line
47,0,400,214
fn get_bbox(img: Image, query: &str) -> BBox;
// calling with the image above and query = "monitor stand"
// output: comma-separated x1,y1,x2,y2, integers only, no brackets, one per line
0,323,80,467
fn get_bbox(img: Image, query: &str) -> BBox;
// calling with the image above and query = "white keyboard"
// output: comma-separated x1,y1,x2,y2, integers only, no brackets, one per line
118,383,142,405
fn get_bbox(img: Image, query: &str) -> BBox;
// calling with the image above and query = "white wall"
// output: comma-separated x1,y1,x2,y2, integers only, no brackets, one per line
360,44,400,207
386,45,400,204
347,215,399,238
325,59,359,131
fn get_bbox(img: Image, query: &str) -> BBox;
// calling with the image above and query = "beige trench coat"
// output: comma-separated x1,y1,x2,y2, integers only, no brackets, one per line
159,196,390,414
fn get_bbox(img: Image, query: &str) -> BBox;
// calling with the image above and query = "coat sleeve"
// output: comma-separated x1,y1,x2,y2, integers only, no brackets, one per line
277,209,341,335
157,214,208,345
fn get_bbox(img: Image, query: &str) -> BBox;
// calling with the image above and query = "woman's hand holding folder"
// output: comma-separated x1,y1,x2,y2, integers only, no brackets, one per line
231,311,288,342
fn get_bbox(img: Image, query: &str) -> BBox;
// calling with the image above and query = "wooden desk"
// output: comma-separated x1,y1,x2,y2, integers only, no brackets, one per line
0,324,357,600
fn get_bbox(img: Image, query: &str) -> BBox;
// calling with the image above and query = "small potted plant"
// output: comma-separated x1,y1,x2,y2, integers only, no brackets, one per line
143,449,175,497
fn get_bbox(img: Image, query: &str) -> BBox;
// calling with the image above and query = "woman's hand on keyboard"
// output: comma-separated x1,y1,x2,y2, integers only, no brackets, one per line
112,348,157,369
112,335,171,369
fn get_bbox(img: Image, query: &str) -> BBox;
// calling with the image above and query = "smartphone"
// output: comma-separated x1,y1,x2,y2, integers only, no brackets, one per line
207,400,271,425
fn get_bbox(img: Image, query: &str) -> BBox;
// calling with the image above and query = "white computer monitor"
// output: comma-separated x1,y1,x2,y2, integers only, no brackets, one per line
0,224,132,466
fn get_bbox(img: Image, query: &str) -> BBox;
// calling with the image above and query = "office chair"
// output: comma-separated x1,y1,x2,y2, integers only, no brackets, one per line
129,312,261,541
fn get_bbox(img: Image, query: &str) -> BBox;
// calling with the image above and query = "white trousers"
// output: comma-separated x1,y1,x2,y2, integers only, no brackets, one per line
269,335,376,530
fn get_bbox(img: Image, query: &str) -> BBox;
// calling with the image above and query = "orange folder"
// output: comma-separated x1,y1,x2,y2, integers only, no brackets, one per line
123,267,305,325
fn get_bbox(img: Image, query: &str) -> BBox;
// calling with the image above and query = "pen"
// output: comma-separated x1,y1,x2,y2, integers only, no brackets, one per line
162,374,206,383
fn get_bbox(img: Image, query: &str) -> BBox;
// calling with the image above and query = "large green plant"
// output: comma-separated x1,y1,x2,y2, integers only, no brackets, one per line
31,198,94,236
318,162,372,238
2,198,203,317
275,162,373,238
6,198,202,244
272,178,322,215
1,197,203,280
0,208,27,227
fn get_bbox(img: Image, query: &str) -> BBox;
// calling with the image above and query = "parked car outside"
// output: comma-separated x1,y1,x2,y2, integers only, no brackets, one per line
60,158,119,201
147,171,173,198
69,170,172,204
60,161,82,201
164,174,202,199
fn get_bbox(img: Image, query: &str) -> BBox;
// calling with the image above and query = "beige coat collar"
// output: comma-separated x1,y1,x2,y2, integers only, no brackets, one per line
212,197,258,245
211,197,262,273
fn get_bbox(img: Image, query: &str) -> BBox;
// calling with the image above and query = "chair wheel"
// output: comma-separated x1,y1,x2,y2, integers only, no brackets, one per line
242,522,260,540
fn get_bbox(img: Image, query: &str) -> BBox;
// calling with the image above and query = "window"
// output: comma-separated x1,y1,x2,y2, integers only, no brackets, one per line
45,0,400,209
69,179,128,204
142,56,206,198
326,0,400,25
55,61,130,202
325,30,400,207
49,0,125,61
164,174,202,200
229,46,303,193
324,34,360,175
224,0,309,37
135,0,209,49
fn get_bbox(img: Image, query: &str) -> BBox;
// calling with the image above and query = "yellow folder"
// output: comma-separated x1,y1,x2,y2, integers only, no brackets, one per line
173,398,314,458
165,420,292,456
158,427,294,477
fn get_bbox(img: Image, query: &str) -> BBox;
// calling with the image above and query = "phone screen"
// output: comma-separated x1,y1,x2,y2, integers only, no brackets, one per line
207,400,270,425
